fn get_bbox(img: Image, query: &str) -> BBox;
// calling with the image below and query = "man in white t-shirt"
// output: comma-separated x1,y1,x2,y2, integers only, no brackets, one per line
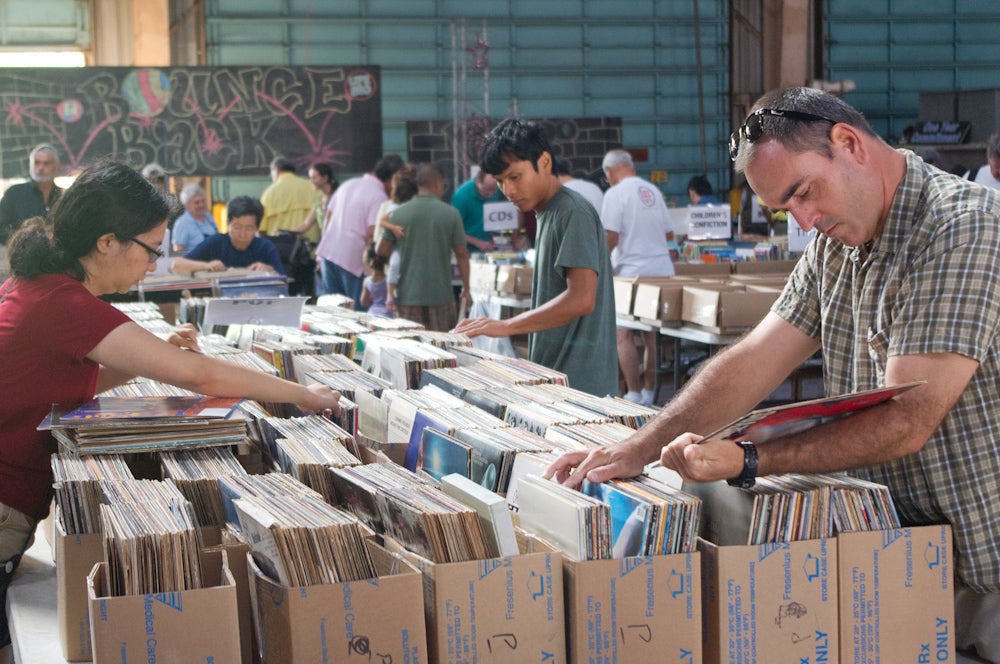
553,157,604,215
601,149,676,406
966,132,1000,191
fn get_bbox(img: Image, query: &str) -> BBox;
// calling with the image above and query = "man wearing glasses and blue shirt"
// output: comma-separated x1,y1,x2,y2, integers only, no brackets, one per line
547,86,1000,662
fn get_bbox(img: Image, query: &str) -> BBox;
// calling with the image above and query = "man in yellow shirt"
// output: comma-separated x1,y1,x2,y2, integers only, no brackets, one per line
260,156,318,241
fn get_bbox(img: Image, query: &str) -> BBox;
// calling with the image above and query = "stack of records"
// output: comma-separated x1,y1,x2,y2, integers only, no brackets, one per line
112,301,166,323
451,347,569,385
745,473,900,545
292,353,361,375
261,415,358,460
516,474,611,561
533,383,659,428
450,427,554,493
363,315,424,331
304,370,392,401
98,378,197,398
543,421,638,449
695,472,902,546
217,472,320,530
337,395,359,438
51,453,134,535
179,296,211,327
360,336,459,389
251,339,321,380
504,401,612,435
440,473,519,557
233,492,376,586
578,475,701,557
46,396,247,455
505,451,564,510
263,419,361,503
260,327,353,356
99,479,204,595
329,463,491,563
415,330,473,349
299,311,370,338
160,447,250,528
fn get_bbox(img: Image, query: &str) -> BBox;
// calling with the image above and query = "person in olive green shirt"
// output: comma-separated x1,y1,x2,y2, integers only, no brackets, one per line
454,118,617,397
377,164,471,332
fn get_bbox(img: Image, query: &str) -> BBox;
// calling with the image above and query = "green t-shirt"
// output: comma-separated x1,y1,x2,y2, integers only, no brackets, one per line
381,194,465,306
531,187,618,397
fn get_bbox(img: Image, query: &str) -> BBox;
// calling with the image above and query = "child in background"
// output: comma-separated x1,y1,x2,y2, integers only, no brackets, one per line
360,243,391,316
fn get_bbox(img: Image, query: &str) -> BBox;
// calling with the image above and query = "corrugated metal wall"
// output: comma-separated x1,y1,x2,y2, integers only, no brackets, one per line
824,0,1000,142
202,0,730,204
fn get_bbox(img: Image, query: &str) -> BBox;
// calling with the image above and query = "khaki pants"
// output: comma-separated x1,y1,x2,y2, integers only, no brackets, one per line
957,585,1000,663
0,502,38,648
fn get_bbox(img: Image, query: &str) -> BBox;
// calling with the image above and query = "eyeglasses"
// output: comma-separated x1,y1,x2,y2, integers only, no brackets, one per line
729,108,837,161
130,237,164,262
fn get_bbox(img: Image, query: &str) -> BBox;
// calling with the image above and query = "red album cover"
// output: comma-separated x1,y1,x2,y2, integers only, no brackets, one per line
702,381,924,444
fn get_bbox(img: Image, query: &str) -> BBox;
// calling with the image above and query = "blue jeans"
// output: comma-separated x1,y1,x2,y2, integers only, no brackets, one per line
319,258,366,310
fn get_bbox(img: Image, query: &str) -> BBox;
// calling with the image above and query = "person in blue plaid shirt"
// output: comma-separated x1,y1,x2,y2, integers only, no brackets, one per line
549,87,1000,662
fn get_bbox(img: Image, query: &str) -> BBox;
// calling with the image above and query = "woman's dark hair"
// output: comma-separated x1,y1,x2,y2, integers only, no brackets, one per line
310,162,339,192
687,175,714,197
9,160,169,280
227,195,265,226
364,242,387,273
480,118,552,176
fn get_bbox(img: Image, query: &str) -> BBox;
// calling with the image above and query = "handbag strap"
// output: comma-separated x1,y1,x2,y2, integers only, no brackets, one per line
0,278,14,305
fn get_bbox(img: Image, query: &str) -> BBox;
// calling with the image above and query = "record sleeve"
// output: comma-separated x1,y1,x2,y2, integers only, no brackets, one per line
701,381,923,444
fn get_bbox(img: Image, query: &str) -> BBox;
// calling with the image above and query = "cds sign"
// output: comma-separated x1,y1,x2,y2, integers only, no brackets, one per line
482,201,519,231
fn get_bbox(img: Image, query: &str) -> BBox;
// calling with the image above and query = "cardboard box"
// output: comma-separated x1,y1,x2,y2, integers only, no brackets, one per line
56,520,104,662
632,279,686,323
837,525,954,664
496,265,533,296
730,259,798,276
613,276,639,316
87,549,242,664
249,540,428,664
700,537,838,664
673,262,733,277
205,536,257,664
400,540,566,664
681,285,779,333
564,553,702,664
471,261,499,291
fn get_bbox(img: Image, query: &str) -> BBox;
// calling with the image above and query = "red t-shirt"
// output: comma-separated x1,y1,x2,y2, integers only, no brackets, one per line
0,274,131,517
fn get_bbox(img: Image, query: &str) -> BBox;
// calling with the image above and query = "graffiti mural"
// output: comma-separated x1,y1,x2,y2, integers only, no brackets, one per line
0,65,382,177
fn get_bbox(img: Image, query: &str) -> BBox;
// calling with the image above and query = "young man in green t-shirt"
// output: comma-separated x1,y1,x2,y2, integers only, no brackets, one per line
453,118,617,397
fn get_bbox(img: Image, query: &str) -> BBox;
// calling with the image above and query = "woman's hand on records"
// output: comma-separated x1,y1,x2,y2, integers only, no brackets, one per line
166,323,201,352
299,383,341,417
659,433,743,483
543,441,649,489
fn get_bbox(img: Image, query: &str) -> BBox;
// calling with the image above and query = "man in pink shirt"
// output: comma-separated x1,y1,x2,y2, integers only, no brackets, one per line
315,154,403,304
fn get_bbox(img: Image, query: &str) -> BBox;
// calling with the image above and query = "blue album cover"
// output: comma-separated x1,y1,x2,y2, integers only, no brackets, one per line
580,479,650,558
418,427,472,482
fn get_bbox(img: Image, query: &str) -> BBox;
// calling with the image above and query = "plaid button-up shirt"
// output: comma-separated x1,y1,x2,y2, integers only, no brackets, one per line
774,150,1000,592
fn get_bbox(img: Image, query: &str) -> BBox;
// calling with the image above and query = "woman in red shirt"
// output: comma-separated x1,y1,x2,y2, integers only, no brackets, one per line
0,160,339,647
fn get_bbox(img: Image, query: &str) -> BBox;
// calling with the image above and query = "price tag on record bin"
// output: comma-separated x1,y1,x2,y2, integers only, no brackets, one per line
482,201,519,231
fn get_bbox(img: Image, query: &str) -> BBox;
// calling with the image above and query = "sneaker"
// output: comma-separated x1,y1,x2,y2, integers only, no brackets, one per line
622,391,643,404
640,389,656,407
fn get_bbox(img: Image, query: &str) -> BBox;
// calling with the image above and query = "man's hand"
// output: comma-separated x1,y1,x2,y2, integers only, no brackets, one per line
206,259,226,272
659,433,744,483
386,297,397,314
544,439,652,489
166,323,200,352
459,288,473,311
452,316,509,338
476,238,495,252
248,261,272,271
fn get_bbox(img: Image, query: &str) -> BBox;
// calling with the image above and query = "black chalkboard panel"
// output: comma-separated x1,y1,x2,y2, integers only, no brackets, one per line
0,65,382,177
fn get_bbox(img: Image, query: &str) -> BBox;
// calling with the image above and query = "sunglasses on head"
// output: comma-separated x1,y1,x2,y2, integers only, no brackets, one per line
729,108,837,161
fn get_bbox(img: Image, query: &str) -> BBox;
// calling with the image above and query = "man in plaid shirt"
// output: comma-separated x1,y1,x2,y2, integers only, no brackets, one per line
549,87,1000,661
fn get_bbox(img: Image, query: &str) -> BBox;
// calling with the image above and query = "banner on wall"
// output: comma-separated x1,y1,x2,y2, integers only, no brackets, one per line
0,65,382,177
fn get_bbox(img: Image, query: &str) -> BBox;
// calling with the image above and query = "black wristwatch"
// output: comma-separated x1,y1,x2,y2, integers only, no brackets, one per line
727,441,758,489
